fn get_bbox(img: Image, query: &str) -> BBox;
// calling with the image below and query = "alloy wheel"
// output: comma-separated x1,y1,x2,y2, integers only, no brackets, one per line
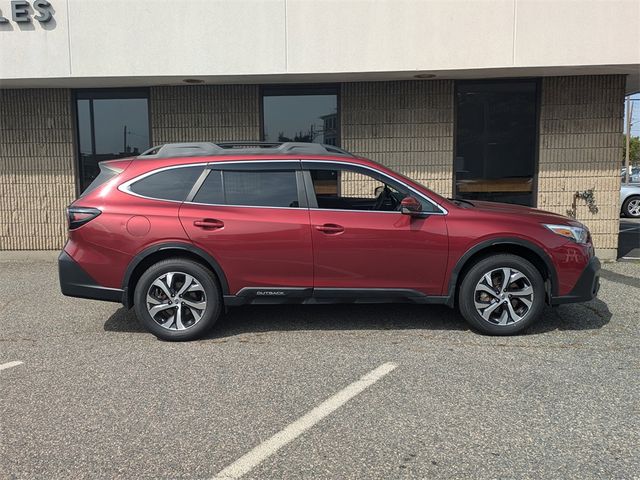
473,267,534,326
145,271,207,331
627,199,640,217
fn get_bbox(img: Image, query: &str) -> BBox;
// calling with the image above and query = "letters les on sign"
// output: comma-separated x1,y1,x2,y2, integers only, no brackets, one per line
0,0,53,24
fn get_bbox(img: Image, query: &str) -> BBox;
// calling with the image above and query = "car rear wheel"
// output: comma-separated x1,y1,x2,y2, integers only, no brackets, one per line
622,195,640,218
458,254,545,335
134,258,222,341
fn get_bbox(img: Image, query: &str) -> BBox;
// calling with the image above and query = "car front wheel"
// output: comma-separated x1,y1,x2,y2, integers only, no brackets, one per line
458,254,545,335
134,258,222,341
622,195,640,218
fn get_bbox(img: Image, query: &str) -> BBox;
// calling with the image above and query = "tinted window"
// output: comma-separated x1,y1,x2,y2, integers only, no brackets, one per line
130,166,202,201
262,86,339,146
75,91,150,193
309,167,437,213
223,171,299,208
455,80,537,206
192,171,224,204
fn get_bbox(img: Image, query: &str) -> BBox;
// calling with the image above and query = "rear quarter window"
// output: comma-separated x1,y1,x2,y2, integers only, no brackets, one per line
129,166,203,201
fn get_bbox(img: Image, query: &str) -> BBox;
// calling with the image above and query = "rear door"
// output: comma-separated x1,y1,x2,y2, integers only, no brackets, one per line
302,161,449,295
179,161,314,294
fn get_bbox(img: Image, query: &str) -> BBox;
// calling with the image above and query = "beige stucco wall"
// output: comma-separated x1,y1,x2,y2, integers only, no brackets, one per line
1,1,638,89
537,75,625,261
0,89,75,250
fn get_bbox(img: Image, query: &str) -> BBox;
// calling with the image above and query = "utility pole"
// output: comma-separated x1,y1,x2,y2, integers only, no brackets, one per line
123,124,128,154
624,98,633,184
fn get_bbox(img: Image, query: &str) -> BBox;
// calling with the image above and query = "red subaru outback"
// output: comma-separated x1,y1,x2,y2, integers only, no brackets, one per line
59,142,600,340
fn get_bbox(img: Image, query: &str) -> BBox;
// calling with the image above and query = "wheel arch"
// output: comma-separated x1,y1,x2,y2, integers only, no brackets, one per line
447,238,558,306
622,194,640,214
122,242,229,308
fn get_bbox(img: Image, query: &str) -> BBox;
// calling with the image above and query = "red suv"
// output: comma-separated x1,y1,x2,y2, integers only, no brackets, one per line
59,142,600,340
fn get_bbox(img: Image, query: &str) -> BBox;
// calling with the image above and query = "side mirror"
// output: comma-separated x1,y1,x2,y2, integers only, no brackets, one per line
400,196,422,215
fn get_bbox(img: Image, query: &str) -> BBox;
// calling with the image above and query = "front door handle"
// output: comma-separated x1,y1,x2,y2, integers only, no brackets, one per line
315,223,344,234
194,219,224,230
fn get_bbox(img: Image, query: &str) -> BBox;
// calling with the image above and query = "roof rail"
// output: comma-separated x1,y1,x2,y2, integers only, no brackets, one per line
217,141,282,149
138,141,354,159
139,142,224,159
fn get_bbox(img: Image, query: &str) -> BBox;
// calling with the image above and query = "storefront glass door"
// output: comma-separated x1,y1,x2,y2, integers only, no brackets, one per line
454,80,538,206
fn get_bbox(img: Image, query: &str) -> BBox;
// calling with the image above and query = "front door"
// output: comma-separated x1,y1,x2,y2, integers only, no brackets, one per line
179,162,313,294
303,163,449,295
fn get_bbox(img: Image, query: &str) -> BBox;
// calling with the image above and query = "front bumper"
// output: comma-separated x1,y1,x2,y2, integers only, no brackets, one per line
551,256,601,305
58,250,124,303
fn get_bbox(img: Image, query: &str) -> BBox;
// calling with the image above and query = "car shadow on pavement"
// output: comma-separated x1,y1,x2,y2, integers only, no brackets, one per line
103,299,612,339
527,299,612,334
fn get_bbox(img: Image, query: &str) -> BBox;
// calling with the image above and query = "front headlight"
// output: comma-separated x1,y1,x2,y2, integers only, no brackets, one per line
543,224,589,244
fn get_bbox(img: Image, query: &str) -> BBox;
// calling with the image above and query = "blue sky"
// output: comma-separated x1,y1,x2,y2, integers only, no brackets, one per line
625,93,640,136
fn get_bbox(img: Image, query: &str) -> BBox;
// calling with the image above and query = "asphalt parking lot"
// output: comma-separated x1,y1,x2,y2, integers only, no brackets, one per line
618,218,640,260
1,253,638,479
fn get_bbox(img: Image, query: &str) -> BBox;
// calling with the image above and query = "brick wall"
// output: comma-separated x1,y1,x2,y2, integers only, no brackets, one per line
0,89,75,250
341,80,454,197
537,75,625,260
150,85,260,144
0,78,624,255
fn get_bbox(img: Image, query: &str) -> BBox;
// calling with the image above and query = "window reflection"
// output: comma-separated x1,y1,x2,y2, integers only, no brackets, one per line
262,88,339,146
455,81,537,206
75,91,150,192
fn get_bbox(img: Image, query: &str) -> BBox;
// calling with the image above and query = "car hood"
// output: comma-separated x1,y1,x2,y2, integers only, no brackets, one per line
466,200,582,226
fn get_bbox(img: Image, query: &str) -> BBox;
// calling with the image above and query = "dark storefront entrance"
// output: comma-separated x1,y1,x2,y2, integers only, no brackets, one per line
454,80,539,206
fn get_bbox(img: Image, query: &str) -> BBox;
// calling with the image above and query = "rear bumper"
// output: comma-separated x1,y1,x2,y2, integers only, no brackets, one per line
551,256,601,305
58,250,124,303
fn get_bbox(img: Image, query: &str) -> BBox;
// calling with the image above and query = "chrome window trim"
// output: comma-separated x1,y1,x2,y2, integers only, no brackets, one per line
118,159,302,203
183,201,304,211
118,158,448,215
302,159,448,215
118,162,210,203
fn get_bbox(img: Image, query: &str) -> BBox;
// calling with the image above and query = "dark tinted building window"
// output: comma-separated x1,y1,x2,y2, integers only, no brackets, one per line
262,85,339,146
455,80,538,206
75,90,150,193
219,170,299,208
130,166,202,201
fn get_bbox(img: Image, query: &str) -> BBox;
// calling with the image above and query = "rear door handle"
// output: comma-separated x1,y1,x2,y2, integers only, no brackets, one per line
194,219,224,230
315,223,344,234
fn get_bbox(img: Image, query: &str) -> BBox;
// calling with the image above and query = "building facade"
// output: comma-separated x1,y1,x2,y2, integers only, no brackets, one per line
1,0,639,260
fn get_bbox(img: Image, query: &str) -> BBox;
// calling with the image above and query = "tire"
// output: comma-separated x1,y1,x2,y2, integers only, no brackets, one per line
622,195,640,218
458,254,545,336
134,258,222,341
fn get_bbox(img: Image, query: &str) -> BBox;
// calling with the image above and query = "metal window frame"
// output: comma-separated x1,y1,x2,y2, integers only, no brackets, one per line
260,83,341,147
71,88,151,197
452,78,540,207
120,159,308,209
119,159,447,215
301,160,448,215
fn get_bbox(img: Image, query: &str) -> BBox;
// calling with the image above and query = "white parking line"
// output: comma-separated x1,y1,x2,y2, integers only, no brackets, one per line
211,362,398,480
0,361,23,371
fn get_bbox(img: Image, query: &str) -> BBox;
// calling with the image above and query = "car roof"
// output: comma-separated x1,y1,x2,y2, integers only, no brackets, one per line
138,141,354,159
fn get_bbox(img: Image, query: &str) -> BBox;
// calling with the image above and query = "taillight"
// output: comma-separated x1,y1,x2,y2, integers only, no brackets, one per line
67,207,101,230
